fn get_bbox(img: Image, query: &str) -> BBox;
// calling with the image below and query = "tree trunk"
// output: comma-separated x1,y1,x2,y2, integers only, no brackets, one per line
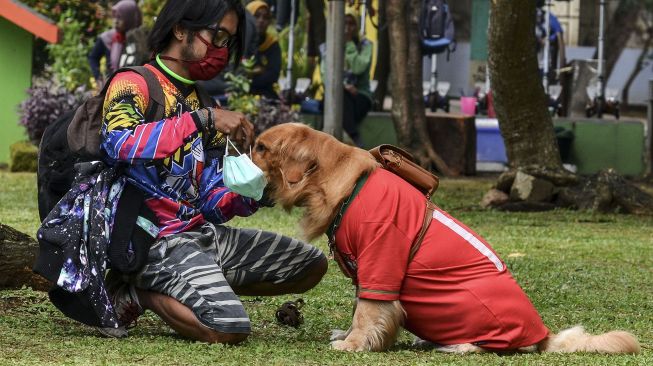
372,0,390,111
488,0,562,171
482,1,653,213
0,223,50,291
387,0,453,175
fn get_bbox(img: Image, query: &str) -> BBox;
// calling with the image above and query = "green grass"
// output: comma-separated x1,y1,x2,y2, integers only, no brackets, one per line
1,171,652,365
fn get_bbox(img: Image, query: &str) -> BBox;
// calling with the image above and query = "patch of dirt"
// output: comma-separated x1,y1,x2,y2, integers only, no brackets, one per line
0,292,48,313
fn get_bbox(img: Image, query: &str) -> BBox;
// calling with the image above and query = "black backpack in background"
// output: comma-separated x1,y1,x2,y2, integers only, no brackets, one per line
37,66,165,275
420,0,456,55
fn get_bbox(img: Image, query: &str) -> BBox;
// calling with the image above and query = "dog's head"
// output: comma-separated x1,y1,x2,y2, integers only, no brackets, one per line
252,123,378,239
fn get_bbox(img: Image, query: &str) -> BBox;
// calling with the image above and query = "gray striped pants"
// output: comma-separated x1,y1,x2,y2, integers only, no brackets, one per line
133,223,325,334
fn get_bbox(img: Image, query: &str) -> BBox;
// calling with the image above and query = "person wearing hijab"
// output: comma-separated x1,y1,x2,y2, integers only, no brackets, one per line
320,10,373,147
245,1,282,99
88,0,143,87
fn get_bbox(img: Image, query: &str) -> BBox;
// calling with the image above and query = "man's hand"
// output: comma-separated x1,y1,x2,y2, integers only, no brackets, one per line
212,108,255,148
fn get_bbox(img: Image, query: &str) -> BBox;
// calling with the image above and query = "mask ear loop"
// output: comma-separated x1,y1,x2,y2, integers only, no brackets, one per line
225,136,242,156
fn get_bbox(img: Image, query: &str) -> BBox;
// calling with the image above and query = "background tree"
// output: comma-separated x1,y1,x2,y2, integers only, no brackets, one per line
386,0,452,175
488,0,565,176
372,0,389,111
485,0,653,213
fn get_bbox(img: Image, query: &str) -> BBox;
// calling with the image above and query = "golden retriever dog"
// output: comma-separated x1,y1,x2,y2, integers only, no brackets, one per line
252,123,640,354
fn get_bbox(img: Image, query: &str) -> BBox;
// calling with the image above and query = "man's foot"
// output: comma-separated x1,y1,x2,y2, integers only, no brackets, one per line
97,280,144,338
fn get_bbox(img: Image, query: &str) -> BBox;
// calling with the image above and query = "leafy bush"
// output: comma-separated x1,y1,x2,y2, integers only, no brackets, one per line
21,0,107,40
47,9,94,91
23,0,107,77
223,58,300,133
18,72,89,144
277,7,311,83
141,0,166,29
252,99,300,134
224,58,259,116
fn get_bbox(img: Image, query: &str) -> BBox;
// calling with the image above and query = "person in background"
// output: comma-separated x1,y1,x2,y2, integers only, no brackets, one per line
320,11,373,147
246,1,282,99
536,0,566,81
98,0,327,343
88,0,142,87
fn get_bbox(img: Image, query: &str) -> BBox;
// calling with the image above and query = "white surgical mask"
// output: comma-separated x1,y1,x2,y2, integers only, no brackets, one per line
223,137,268,201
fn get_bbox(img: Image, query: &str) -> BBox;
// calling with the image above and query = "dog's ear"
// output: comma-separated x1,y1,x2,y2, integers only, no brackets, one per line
279,137,319,186
281,156,317,185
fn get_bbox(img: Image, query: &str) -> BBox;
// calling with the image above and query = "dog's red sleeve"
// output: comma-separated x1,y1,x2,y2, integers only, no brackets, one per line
351,221,411,301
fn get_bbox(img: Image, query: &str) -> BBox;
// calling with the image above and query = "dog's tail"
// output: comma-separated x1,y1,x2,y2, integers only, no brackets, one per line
540,326,640,354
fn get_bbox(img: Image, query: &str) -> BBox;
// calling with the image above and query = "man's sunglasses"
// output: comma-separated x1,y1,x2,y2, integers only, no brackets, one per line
205,25,236,48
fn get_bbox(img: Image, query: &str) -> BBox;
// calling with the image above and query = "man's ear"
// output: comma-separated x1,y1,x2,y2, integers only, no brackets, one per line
173,24,185,41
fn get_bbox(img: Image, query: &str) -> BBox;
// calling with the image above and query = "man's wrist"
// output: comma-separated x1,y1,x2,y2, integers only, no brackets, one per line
191,108,218,138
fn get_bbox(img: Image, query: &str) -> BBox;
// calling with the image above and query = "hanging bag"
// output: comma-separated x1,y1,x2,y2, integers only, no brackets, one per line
369,144,440,198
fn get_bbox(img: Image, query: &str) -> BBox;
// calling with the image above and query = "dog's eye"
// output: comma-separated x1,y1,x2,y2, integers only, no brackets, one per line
256,143,267,153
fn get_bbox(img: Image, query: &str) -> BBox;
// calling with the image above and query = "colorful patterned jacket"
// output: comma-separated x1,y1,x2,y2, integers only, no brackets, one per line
100,63,258,237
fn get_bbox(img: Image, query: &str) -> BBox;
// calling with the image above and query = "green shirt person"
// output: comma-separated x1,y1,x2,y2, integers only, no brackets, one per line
320,11,373,146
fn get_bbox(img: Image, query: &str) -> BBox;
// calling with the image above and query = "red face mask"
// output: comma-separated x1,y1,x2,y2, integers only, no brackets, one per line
162,33,230,81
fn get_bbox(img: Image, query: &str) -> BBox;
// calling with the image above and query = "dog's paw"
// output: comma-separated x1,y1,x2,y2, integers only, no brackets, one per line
331,340,364,352
330,329,349,341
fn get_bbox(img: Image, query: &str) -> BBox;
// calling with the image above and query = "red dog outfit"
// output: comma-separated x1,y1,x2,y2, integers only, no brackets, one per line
333,168,549,350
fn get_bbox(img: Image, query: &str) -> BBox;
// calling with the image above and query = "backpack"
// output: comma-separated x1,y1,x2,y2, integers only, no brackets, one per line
420,0,456,55
38,66,164,221
37,65,216,273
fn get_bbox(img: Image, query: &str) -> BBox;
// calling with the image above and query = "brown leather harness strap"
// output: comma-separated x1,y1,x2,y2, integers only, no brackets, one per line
408,200,436,262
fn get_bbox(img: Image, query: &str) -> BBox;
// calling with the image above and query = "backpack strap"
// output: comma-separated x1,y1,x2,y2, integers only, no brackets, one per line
104,66,164,274
118,66,166,122
408,200,436,262
195,82,218,108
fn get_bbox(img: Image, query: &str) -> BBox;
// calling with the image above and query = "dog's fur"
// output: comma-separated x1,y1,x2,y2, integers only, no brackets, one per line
252,123,640,354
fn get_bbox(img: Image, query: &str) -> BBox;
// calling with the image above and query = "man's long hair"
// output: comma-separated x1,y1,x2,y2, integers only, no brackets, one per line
148,0,245,65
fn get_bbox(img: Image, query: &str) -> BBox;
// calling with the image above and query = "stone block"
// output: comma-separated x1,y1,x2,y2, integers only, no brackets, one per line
480,188,510,208
510,171,554,202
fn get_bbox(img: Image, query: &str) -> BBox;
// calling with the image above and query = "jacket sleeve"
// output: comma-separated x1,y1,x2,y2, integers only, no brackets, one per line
197,155,259,224
345,40,373,76
100,71,215,163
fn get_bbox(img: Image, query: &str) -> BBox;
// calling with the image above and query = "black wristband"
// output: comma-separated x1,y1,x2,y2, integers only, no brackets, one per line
191,108,217,139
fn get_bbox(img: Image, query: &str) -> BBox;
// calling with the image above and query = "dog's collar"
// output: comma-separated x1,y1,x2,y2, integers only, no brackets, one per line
326,172,370,242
